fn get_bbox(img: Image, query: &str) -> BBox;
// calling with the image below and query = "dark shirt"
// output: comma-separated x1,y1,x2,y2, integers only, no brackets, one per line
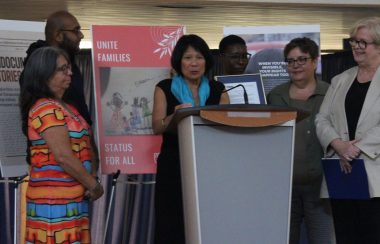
267,80,329,184
156,78,225,154
154,78,225,244
345,78,371,140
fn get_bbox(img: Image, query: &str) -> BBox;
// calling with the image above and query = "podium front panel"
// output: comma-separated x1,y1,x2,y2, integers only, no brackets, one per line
178,115,294,244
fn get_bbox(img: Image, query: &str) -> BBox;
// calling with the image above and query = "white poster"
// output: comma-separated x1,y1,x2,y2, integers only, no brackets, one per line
224,25,320,94
0,20,44,177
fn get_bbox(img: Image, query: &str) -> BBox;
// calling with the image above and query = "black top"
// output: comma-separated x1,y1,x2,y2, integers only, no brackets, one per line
345,78,371,140
156,78,225,154
154,78,225,244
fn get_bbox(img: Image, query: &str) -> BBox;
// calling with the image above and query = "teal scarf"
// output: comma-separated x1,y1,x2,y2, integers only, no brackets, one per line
171,75,210,106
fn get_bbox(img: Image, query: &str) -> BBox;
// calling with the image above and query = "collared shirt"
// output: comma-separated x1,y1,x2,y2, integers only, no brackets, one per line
267,80,329,185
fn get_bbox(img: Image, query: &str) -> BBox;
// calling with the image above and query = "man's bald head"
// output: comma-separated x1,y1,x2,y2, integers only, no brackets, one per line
44,10,83,56
45,11,77,45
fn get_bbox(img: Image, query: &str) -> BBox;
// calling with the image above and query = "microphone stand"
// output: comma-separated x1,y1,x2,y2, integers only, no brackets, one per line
223,84,249,104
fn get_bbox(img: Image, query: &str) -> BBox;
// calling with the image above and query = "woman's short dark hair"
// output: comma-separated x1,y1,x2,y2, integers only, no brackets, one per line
283,37,319,60
171,34,213,76
19,46,70,134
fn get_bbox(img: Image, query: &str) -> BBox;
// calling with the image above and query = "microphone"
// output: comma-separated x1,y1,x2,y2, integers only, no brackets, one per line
223,84,249,104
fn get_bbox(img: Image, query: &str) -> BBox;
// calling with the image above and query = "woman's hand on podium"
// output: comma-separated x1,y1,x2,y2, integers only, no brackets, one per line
174,103,193,112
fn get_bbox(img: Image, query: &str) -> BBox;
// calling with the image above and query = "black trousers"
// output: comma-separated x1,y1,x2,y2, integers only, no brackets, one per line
154,153,185,244
331,198,380,244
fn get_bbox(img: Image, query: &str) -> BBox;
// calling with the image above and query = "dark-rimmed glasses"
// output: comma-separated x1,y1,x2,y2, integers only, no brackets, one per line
222,53,252,61
285,57,312,66
348,38,376,49
56,64,72,75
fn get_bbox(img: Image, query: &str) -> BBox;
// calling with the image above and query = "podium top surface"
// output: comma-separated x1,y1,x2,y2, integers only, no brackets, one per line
167,104,308,132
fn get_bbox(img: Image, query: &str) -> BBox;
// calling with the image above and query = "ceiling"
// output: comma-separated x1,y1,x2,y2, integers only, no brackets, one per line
2,0,380,51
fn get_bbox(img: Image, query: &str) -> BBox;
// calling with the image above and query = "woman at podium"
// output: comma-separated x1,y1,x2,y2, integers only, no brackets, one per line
152,34,229,244
267,37,335,244
19,47,104,243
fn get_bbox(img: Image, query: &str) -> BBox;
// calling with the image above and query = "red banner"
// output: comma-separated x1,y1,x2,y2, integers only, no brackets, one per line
91,25,185,174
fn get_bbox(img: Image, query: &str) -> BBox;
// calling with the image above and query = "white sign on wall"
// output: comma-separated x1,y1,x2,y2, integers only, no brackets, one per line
0,20,44,177
224,25,320,94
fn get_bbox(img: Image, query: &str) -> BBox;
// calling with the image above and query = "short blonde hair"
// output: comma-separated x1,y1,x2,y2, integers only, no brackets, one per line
350,17,380,45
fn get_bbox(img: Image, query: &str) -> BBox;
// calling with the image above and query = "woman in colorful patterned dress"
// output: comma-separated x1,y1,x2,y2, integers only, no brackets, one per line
19,47,104,244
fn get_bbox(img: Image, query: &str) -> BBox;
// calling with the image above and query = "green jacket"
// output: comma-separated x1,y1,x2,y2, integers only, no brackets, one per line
267,80,329,185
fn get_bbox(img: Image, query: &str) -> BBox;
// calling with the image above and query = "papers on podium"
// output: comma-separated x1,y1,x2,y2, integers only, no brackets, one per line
322,158,370,199
215,74,266,105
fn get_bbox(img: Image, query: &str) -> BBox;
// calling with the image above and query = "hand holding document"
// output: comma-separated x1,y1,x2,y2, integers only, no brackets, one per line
322,158,370,199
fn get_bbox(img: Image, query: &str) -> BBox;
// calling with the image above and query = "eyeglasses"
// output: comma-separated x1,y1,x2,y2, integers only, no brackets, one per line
222,53,252,61
56,64,72,74
348,38,376,49
285,56,312,66
61,27,83,35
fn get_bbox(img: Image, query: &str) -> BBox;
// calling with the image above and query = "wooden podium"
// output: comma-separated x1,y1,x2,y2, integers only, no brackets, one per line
170,104,300,244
